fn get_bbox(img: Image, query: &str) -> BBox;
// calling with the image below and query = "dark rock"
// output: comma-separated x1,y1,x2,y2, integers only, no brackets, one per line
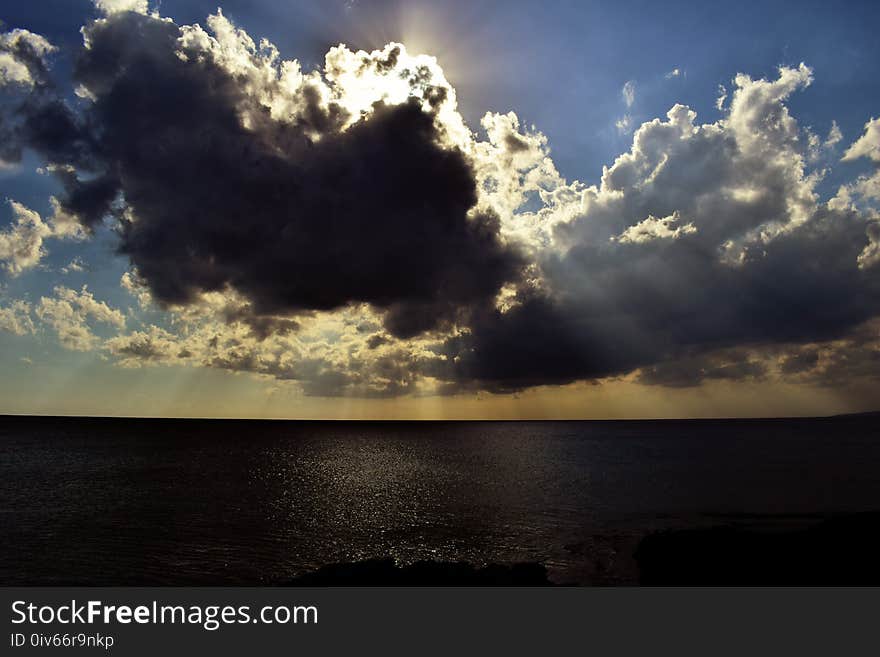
284,558,553,586
635,512,880,585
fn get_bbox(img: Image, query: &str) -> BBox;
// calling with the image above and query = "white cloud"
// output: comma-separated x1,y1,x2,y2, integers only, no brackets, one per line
614,211,697,244
0,199,87,275
37,286,126,351
843,117,880,163
834,117,880,211
716,84,727,111
92,0,149,15
622,80,636,108
120,271,153,309
0,201,52,275
825,120,843,149
578,64,819,263
0,51,32,86
615,114,633,135
47,196,89,240
2,7,879,395
61,257,86,274
0,29,56,88
170,13,470,148
0,300,35,335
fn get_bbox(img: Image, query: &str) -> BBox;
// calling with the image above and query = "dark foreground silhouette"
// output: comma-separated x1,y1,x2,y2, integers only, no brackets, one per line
285,559,553,586
283,513,880,586
636,512,880,585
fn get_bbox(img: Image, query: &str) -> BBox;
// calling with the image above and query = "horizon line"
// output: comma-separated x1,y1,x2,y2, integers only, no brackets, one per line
1,411,878,423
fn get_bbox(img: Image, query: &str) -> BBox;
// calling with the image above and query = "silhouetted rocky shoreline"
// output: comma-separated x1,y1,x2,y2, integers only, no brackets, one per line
635,511,880,585
282,512,880,586
284,559,553,586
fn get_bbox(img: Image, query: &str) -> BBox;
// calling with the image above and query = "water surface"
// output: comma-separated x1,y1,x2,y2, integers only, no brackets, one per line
2,415,878,584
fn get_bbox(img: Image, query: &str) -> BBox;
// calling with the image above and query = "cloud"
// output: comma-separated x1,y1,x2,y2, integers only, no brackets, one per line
104,294,437,397
859,222,880,270
615,80,637,135
437,64,880,392
613,211,697,244
92,0,149,15
0,201,52,275
0,299,35,335
825,121,843,149
0,29,61,168
104,324,183,365
838,118,880,212
622,80,636,108
716,84,727,111
0,198,86,275
61,257,86,274
0,29,55,89
4,12,523,341
638,349,767,388
843,117,880,163
36,286,125,351
1,10,879,398
615,114,633,135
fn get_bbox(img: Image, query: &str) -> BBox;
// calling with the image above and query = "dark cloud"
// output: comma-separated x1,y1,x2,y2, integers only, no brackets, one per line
4,11,523,339
432,85,880,392
3,12,879,397
366,334,389,349
220,304,300,341
778,348,820,376
438,203,880,392
638,351,768,388
782,321,880,387
435,294,651,392
0,28,85,167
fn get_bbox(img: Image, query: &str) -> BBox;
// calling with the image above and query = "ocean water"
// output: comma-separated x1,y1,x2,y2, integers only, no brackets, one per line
1,415,879,585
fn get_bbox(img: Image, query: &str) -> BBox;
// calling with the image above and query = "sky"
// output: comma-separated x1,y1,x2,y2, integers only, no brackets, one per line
0,0,878,419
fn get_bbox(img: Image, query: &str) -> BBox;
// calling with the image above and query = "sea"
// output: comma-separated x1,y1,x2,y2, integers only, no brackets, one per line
2,414,879,585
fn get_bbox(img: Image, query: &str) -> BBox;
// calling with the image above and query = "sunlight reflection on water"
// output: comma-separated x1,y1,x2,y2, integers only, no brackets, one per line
2,417,880,584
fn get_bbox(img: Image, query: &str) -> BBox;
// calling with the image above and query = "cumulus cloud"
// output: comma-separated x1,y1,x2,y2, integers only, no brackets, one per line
61,257,86,274
36,286,125,351
0,299,35,335
837,117,880,211
0,199,86,275
0,28,59,168
92,0,149,15
613,211,697,243
859,222,880,270
106,292,436,397
843,117,880,163
1,10,879,397
437,64,880,391
716,84,728,111
834,118,880,268
0,28,55,88
826,121,843,149
2,12,523,342
0,201,52,275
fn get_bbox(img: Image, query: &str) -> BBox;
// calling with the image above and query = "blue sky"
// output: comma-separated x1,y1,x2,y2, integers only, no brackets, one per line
4,0,879,184
1,0,879,417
